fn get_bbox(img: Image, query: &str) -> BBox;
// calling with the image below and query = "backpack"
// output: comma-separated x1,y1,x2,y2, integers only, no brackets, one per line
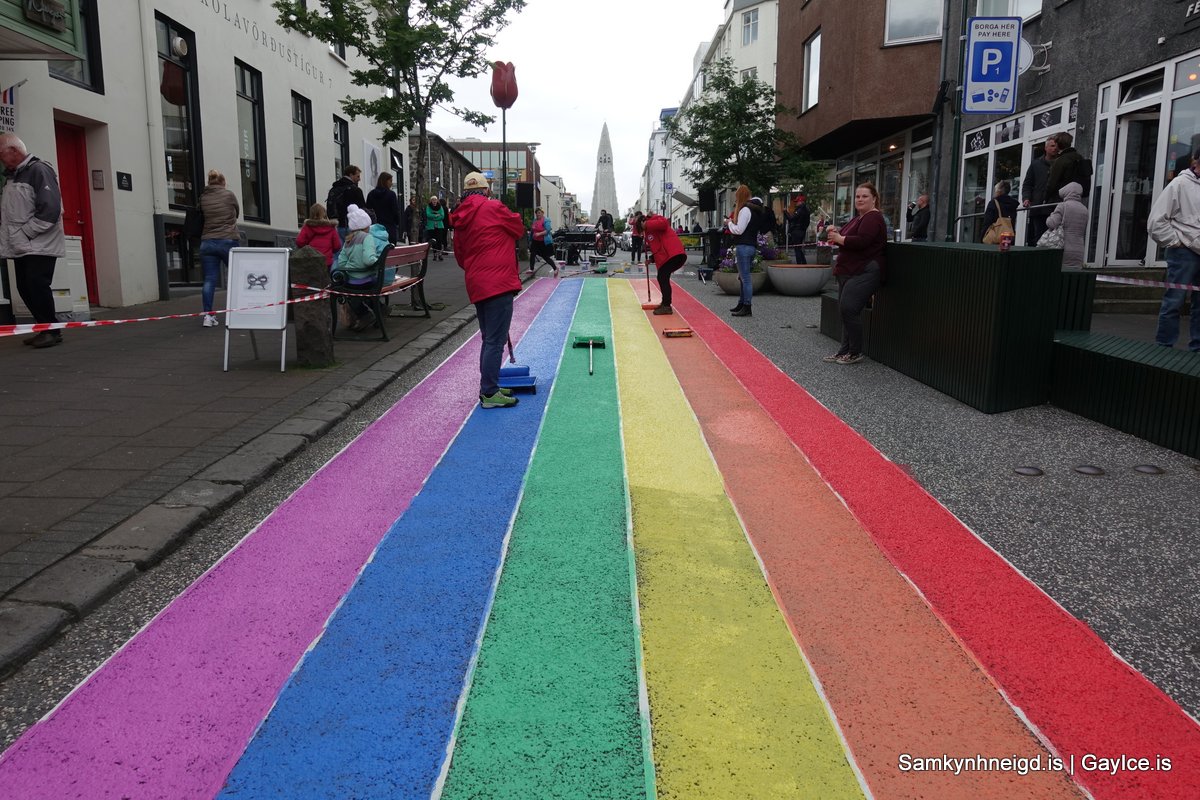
325,182,349,223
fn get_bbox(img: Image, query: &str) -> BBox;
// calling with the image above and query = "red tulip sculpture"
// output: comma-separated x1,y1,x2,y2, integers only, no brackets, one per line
490,61,518,109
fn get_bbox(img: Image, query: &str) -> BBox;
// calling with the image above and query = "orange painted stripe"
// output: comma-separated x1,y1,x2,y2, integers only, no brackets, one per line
666,285,1200,799
636,283,1084,798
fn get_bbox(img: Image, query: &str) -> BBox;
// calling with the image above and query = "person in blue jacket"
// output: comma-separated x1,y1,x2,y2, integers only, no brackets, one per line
335,204,390,330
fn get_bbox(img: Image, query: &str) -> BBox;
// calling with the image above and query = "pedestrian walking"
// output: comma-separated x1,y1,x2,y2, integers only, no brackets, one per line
197,169,241,328
629,211,646,265
0,132,65,348
785,193,812,261
424,196,447,261
449,172,525,408
403,194,420,244
1146,152,1200,351
527,207,558,277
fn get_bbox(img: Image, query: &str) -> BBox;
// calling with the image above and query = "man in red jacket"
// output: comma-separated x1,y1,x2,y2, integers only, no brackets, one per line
643,213,687,315
449,172,526,408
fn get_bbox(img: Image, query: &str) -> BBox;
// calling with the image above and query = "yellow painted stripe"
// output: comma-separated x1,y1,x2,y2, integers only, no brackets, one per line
609,282,865,799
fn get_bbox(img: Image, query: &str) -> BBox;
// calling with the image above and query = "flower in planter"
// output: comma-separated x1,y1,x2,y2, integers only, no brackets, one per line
718,246,764,273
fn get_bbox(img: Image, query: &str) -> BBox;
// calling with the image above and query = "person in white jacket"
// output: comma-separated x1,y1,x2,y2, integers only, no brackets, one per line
1045,182,1089,269
1146,156,1200,351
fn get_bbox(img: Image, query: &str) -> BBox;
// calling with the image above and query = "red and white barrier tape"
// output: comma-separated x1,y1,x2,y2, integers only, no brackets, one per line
0,277,421,338
1095,274,1200,292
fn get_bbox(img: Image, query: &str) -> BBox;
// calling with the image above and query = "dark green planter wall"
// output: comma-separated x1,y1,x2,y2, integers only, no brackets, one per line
868,243,1063,413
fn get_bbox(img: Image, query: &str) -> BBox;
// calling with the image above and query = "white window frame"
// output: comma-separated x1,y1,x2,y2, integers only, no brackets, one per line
802,31,821,113
742,9,758,47
885,0,944,45
975,0,1041,20
740,67,758,82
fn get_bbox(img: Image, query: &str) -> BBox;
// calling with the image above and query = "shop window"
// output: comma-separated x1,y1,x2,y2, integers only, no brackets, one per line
886,0,942,44
49,0,102,92
961,152,989,242
1174,55,1200,92
155,15,201,210
293,93,314,225
803,31,821,112
333,115,349,179
235,62,267,222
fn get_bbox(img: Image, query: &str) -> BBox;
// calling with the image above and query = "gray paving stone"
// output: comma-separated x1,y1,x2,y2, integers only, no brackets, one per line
158,480,244,511
242,433,307,461
81,505,207,567
0,603,71,675
7,556,137,617
323,386,373,408
296,401,352,422
269,417,334,441
195,453,280,487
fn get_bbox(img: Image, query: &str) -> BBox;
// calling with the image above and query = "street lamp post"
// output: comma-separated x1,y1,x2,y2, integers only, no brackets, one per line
659,158,669,220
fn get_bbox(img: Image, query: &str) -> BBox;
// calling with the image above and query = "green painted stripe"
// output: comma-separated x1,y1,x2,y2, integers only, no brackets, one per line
610,283,865,799
440,281,651,799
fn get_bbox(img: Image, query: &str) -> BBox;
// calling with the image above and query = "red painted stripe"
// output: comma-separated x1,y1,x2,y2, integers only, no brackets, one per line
671,287,1200,798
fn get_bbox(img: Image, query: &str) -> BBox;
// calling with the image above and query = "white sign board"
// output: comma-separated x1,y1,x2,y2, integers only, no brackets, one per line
225,248,289,330
963,17,1022,115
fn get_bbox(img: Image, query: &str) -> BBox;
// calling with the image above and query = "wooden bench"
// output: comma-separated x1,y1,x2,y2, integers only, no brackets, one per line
329,242,429,341
1051,332,1200,458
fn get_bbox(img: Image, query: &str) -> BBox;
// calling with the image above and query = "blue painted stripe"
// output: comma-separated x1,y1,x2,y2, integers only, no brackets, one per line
219,280,583,799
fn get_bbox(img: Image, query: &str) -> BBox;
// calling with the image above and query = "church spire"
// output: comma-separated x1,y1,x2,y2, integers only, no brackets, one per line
590,122,619,222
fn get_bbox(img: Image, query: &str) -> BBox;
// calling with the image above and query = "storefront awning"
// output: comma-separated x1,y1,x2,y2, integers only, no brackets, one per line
802,114,933,159
0,3,85,61
672,190,697,207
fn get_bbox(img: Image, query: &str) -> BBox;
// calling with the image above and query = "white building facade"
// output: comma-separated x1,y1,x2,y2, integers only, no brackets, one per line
0,0,401,310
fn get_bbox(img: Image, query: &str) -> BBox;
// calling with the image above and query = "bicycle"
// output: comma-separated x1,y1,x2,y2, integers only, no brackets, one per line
593,231,617,258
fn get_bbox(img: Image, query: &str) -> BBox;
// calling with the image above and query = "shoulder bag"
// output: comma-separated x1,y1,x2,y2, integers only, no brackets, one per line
982,199,1015,245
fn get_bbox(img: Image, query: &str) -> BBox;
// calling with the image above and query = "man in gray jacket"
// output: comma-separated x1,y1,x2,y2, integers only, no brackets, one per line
1147,151,1200,351
0,133,65,348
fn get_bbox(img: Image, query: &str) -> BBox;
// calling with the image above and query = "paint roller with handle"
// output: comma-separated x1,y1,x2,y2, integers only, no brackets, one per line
572,334,606,376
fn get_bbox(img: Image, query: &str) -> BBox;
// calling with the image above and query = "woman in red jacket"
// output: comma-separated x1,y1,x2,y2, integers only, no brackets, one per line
448,172,526,408
295,203,341,267
643,213,687,315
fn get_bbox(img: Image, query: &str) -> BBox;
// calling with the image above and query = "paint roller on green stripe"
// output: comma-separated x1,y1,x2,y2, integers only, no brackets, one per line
572,333,606,376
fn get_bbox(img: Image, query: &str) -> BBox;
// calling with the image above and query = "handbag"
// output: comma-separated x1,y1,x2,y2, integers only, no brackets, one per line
982,199,1015,245
1037,225,1065,249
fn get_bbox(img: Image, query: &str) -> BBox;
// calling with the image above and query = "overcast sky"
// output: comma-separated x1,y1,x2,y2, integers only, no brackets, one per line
426,0,726,213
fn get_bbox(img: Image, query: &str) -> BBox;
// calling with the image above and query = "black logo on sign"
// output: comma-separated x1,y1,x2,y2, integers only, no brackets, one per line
246,274,269,290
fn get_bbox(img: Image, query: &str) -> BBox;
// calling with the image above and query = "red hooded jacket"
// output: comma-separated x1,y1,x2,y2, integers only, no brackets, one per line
295,219,341,267
643,214,686,266
448,193,525,303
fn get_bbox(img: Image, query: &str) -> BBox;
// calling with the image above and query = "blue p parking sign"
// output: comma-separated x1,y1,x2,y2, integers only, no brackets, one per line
963,17,1022,115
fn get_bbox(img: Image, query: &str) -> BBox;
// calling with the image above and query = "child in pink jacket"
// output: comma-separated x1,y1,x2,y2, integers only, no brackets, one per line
296,202,341,266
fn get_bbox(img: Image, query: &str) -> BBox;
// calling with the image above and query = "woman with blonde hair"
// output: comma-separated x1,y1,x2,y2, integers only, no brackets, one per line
198,169,240,327
296,202,341,267
723,184,762,317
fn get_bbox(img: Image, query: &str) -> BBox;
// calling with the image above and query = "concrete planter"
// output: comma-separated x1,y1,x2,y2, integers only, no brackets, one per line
714,269,769,296
766,262,833,296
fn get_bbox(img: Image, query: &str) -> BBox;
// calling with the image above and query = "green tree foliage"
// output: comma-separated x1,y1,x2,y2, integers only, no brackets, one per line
273,0,526,241
665,57,823,201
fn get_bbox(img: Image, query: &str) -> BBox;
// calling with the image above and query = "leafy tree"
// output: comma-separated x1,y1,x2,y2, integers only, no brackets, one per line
665,57,823,204
273,0,526,241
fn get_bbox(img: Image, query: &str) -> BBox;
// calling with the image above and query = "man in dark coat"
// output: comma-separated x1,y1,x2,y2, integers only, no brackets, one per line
906,194,930,241
1022,136,1059,245
784,193,811,262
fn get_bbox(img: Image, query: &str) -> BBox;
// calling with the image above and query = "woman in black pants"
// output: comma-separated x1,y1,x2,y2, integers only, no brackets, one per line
629,211,646,265
824,182,887,364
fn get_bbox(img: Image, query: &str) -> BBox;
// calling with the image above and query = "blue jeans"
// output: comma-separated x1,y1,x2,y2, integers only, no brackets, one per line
1156,247,1200,351
475,292,514,397
735,244,757,305
199,238,237,313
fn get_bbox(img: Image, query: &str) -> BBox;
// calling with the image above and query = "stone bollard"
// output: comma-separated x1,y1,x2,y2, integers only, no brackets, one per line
290,246,335,368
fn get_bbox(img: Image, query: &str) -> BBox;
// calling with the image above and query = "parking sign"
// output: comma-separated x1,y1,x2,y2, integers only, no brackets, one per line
963,17,1022,115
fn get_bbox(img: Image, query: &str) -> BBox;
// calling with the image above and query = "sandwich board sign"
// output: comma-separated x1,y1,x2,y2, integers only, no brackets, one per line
963,17,1022,115
224,247,290,372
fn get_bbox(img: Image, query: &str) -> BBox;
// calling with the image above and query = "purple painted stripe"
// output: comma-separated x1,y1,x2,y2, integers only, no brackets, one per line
0,280,558,800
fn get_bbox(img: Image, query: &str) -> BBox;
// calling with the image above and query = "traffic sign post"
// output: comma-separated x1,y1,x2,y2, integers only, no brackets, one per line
963,17,1022,115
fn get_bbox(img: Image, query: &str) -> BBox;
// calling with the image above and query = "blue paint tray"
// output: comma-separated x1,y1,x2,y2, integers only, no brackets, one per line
500,365,530,377
498,374,537,392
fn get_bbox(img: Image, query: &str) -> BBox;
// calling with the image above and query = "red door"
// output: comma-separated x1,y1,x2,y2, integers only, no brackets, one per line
54,121,98,303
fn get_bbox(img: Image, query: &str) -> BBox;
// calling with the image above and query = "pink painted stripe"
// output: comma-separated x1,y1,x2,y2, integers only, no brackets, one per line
0,280,557,800
671,286,1200,799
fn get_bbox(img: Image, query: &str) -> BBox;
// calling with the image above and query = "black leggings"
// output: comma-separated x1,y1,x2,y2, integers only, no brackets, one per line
529,240,556,270
837,261,882,356
631,236,644,262
657,253,687,306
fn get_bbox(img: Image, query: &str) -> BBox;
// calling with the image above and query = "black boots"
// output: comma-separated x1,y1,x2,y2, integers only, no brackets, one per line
731,305,752,317
730,302,744,313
